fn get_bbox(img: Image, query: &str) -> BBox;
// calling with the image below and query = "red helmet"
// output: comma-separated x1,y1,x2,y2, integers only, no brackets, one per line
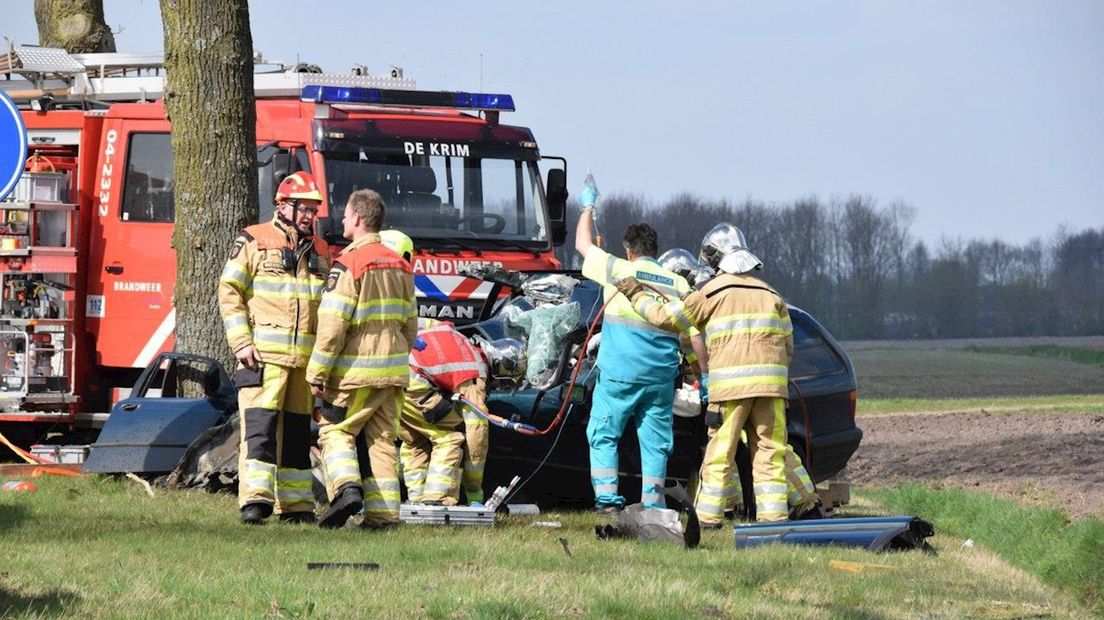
275,171,324,203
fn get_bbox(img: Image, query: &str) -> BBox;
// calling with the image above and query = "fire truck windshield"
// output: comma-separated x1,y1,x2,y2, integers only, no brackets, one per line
323,152,550,248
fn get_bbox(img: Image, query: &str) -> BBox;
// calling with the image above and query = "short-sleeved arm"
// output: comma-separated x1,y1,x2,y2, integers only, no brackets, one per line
581,245,632,286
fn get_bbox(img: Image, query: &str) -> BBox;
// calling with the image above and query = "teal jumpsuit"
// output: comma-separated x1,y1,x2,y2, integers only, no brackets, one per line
582,246,694,509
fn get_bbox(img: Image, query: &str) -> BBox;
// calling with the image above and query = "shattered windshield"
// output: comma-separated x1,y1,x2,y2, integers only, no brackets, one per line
324,152,549,246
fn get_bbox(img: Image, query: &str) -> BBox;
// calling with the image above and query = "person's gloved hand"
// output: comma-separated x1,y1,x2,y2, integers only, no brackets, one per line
579,173,600,210
421,396,453,424
412,336,427,351
614,277,644,300
699,373,709,405
579,185,599,210
704,408,722,429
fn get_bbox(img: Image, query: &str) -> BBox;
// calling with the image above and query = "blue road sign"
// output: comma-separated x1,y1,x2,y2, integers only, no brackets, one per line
0,90,28,202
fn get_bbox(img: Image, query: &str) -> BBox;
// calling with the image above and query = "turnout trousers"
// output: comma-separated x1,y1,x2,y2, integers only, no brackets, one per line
696,397,789,524
236,363,314,514
318,386,403,525
398,379,490,504
587,374,675,509
719,442,820,516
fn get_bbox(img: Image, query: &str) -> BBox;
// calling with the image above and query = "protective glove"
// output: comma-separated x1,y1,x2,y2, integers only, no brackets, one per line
412,336,427,351
421,396,453,424
579,172,600,210
614,277,644,300
704,409,722,429
699,373,709,404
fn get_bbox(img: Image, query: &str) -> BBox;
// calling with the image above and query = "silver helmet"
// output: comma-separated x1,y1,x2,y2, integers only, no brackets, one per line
699,223,763,274
658,248,701,281
479,337,527,385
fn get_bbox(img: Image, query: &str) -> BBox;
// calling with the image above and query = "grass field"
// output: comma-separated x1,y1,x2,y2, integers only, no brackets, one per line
966,345,1104,368
872,484,1104,615
847,346,1104,400
0,476,1096,619
858,393,1104,415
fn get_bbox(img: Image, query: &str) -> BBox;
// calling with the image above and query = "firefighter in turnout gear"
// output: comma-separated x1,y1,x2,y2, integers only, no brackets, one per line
615,223,794,525
397,319,527,506
399,318,487,505
218,171,330,525
657,247,822,519
306,189,418,529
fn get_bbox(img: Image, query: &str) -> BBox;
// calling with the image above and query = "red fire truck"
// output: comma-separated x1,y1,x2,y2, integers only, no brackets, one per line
0,47,568,444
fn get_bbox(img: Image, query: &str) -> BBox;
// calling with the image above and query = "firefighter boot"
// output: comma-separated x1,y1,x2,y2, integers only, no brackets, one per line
240,502,273,525
319,484,363,529
279,512,318,525
796,501,827,521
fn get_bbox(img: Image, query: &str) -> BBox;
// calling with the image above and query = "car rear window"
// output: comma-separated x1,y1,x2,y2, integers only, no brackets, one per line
790,314,847,379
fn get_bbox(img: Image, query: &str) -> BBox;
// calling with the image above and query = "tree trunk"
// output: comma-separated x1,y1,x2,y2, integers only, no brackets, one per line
161,0,257,384
35,0,116,53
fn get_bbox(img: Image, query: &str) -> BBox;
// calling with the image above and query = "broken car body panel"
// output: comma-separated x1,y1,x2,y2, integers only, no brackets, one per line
733,516,935,552
83,353,235,475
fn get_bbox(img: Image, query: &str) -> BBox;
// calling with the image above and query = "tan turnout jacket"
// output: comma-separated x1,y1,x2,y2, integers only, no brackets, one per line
218,217,330,368
630,272,794,402
305,233,418,391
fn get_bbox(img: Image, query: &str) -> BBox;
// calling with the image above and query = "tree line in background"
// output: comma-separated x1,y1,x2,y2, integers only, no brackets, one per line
553,194,1104,340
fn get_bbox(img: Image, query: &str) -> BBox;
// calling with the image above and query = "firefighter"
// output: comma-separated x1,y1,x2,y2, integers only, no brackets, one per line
658,248,712,290
306,189,418,529
658,248,710,383
658,247,822,519
574,181,706,511
218,171,330,525
615,223,793,526
398,319,526,505
379,229,414,263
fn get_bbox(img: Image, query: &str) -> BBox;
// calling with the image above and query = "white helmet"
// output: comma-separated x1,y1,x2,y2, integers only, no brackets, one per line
699,223,762,274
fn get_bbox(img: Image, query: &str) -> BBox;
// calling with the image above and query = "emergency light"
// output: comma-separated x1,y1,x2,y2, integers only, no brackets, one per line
300,85,515,112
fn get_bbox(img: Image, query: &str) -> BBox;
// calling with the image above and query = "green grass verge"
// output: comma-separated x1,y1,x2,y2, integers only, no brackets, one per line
849,347,1104,399
858,394,1104,416
967,345,1104,369
0,476,1094,618
869,484,1104,615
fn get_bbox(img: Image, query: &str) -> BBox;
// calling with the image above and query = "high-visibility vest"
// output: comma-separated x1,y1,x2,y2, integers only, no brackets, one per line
410,323,487,393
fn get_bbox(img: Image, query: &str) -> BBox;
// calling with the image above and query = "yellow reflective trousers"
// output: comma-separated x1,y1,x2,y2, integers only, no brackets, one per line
317,386,403,525
696,397,789,524
236,363,314,515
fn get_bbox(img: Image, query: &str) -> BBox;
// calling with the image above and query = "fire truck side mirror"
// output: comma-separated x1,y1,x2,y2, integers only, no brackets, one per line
546,168,568,245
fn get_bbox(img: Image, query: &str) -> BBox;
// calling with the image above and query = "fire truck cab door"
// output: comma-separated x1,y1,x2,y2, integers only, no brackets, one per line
87,123,176,369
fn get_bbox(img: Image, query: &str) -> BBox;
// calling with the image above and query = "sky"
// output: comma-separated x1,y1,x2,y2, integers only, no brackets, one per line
6,1,1103,245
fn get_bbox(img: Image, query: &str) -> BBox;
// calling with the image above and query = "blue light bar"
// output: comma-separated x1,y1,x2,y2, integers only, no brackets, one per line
301,85,515,112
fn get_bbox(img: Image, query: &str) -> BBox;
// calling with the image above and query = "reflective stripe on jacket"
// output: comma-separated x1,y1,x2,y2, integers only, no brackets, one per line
581,245,694,383
305,233,418,390
631,272,793,401
217,217,330,368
